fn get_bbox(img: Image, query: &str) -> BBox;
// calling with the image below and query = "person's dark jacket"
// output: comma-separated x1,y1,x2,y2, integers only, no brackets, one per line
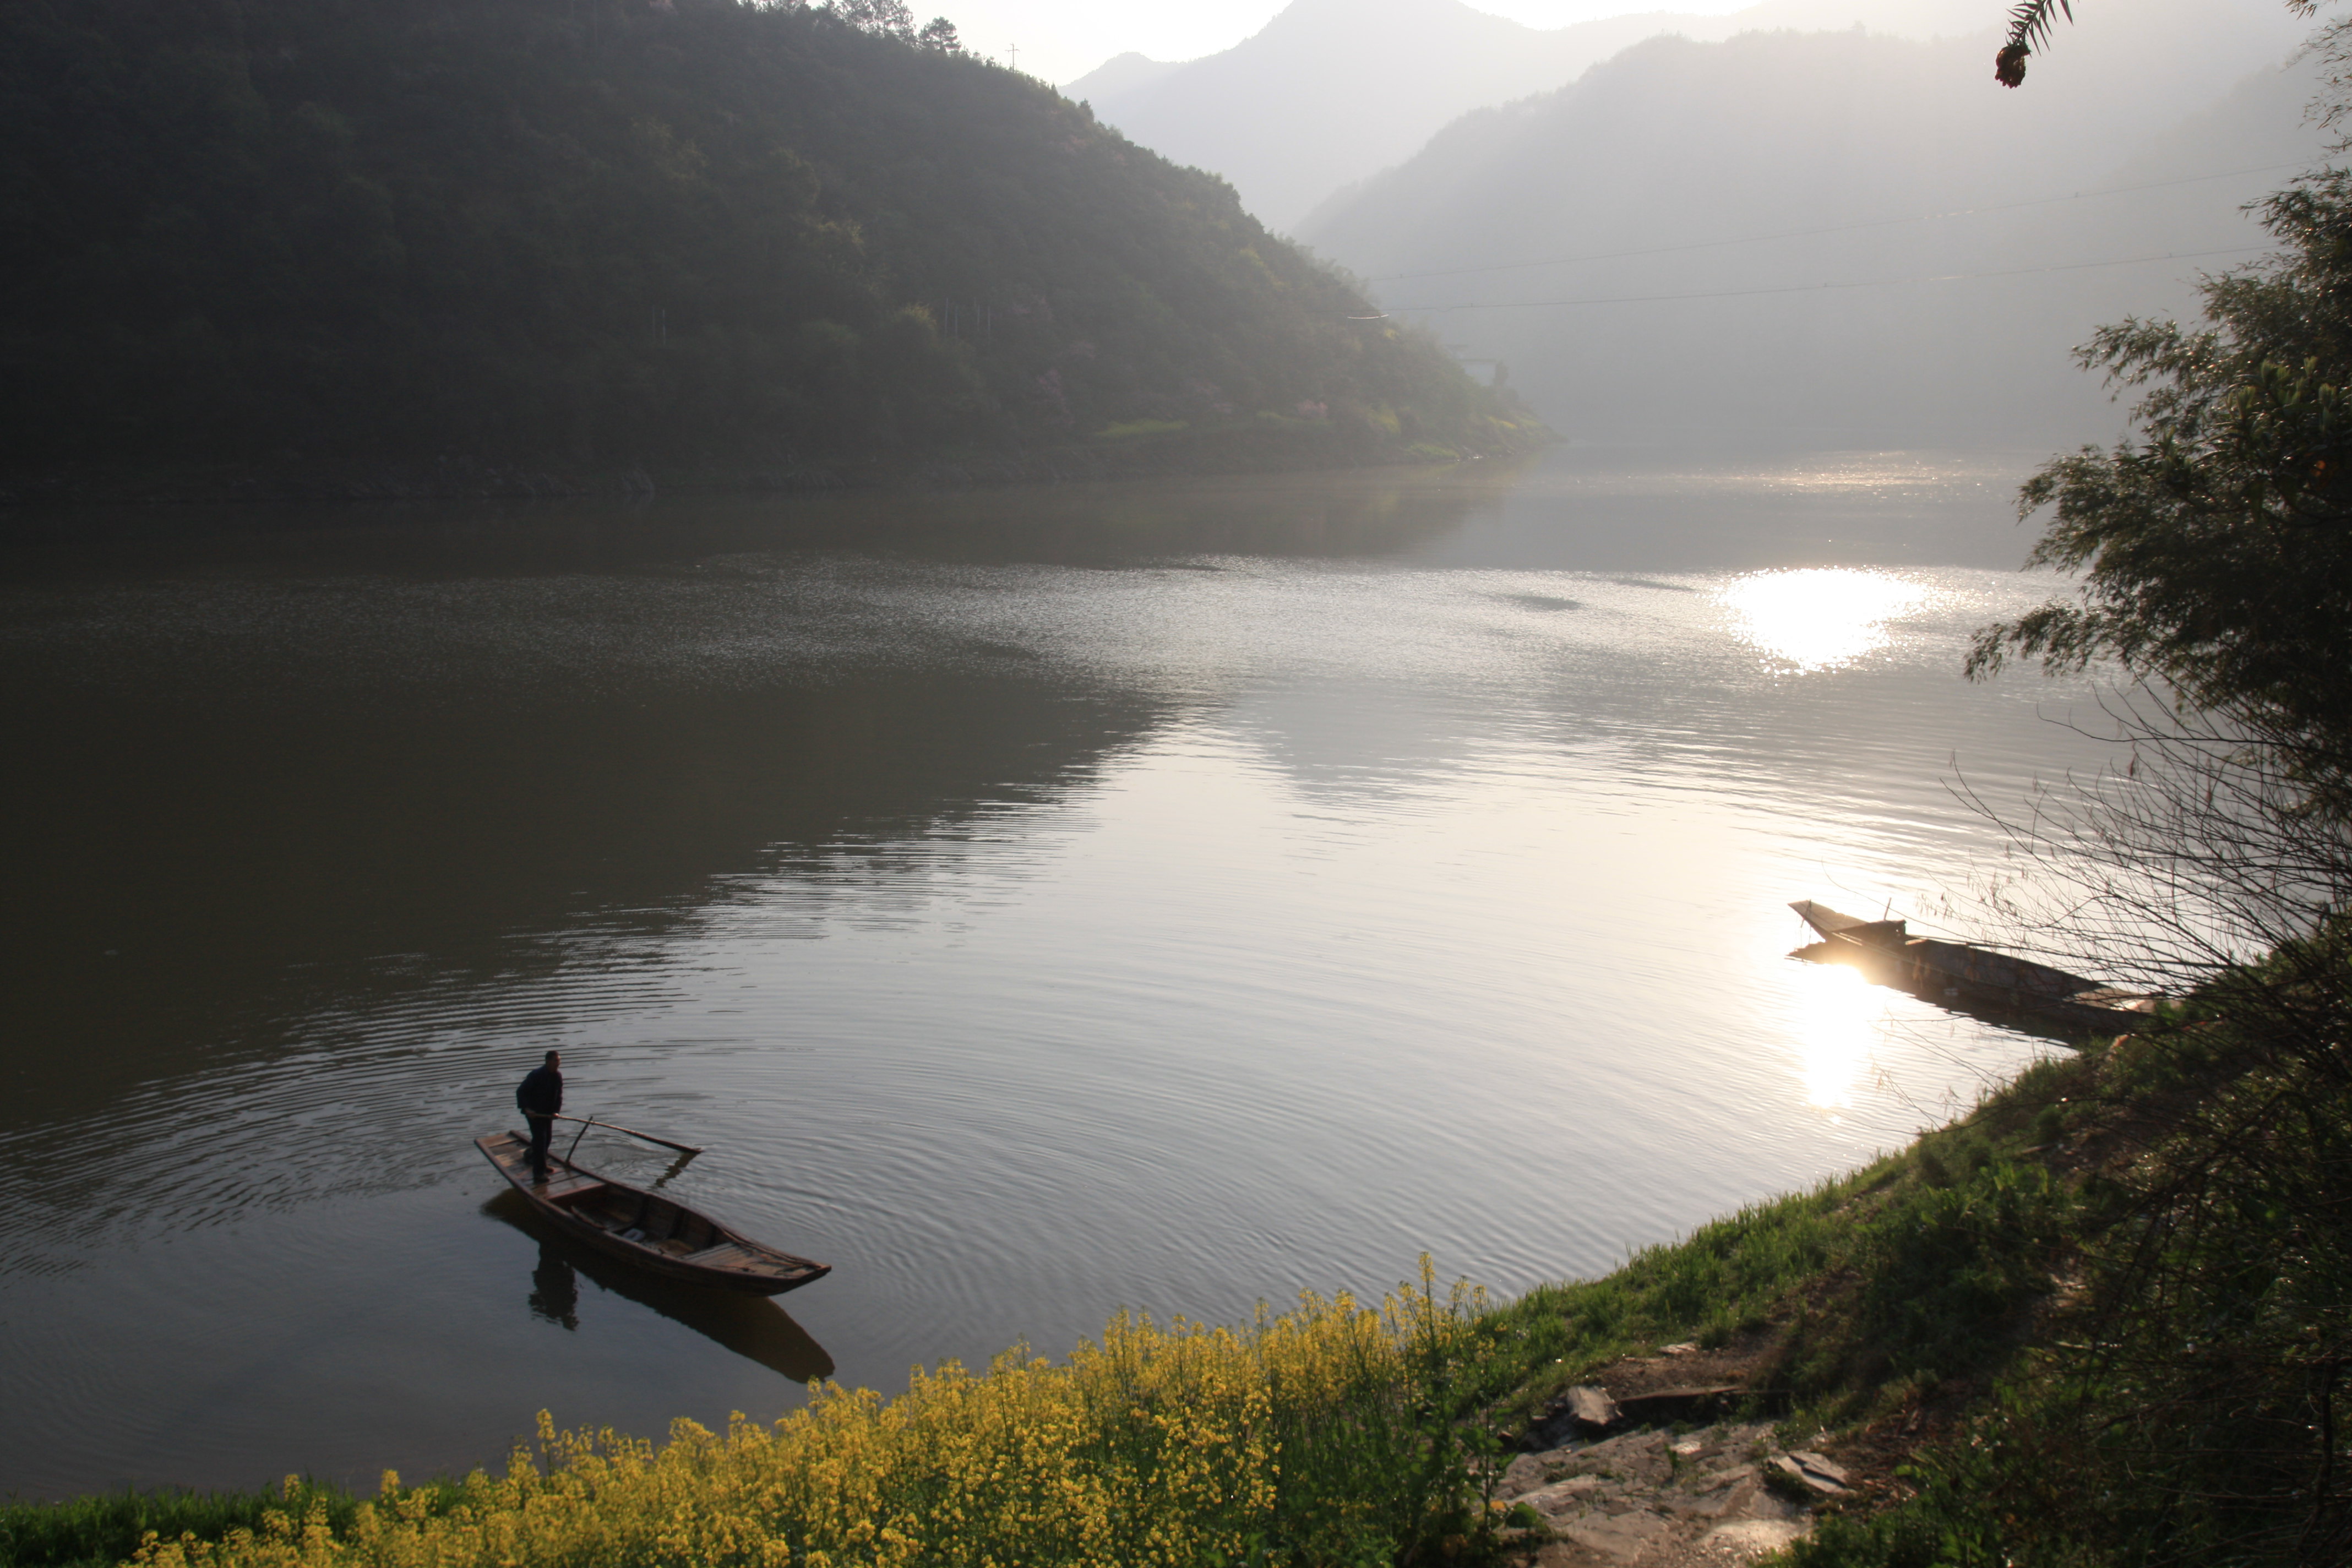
516,1065,564,1118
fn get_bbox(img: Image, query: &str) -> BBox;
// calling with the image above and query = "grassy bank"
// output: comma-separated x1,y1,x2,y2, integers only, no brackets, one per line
1488,1049,2089,1442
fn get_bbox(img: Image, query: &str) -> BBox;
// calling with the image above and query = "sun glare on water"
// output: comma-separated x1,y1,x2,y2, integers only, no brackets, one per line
1717,568,1935,671
1782,960,1893,1112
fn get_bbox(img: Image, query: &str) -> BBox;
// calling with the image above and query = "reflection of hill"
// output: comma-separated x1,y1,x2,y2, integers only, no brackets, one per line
483,1190,835,1384
0,642,1166,1126
4,459,1532,578
3,666,1161,1101
0,467,1522,1138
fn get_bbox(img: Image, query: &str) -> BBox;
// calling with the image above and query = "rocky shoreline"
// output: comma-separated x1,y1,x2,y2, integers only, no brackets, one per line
1500,1415,1817,1567
1493,1342,1883,1568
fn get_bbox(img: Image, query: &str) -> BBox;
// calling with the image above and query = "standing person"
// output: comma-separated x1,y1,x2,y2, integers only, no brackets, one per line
516,1050,564,1182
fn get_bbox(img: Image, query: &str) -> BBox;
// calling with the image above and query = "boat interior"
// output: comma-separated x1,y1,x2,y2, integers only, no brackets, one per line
554,1184,722,1258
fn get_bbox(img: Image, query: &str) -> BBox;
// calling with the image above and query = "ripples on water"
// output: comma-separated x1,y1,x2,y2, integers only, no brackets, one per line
0,448,2118,1497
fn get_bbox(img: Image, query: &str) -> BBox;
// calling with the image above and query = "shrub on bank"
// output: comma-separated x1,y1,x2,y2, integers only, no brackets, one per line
120,1269,1498,1568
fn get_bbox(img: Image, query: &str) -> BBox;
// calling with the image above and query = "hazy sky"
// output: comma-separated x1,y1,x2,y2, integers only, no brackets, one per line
937,0,1762,86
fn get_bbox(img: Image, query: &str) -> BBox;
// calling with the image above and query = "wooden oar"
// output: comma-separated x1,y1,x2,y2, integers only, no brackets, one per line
551,1114,705,1156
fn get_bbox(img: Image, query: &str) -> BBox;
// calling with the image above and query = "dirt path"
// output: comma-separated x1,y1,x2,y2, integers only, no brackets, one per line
1495,1344,1872,1568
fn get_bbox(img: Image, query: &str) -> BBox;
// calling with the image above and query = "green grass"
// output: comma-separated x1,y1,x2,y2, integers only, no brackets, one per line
1478,1050,2099,1436
0,1485,362,1568
1772,986,2352,1567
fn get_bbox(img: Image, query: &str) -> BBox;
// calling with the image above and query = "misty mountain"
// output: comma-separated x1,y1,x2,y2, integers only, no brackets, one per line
1070,52,1185,101
0,0,1529,483
1294,18,2329,447
1065,0,1706,231
1063,0,2307,236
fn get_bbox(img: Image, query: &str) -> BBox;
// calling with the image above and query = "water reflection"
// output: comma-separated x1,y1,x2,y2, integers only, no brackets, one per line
1718,568,1935,671
645,1148,701,1191
487,1193,834,1384
0,664,1179,1151
529,1238,581,1331
1782,962,1887,1111
0,459,1528,582
1792,939,2104,1050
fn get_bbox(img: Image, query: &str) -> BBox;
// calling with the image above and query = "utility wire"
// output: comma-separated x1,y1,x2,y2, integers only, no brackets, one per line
1365,160,2317,284
1386,244,2272,312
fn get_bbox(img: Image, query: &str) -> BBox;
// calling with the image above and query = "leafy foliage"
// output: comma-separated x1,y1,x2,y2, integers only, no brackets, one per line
1993,0,2071,87
1995,0,2323,87
1843,143,2352,1564
0,0,1527,475
1968,172,2352,810
1786,997,2352,1567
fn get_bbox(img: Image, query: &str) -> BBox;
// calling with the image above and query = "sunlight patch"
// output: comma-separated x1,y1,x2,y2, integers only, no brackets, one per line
1717,568,1933,672
1784,961,1887,1112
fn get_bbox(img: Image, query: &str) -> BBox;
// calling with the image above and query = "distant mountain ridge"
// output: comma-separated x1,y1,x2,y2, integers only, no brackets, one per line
1064,0,2309,233
1069,52,1184,101
1068,0,1719,231
1294,18,2329,445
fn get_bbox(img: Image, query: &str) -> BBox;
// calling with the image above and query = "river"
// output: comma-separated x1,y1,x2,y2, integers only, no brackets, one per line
0,447,2116,1498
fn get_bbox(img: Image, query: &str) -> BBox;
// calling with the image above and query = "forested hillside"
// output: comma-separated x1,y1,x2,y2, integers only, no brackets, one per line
0,0,1532,487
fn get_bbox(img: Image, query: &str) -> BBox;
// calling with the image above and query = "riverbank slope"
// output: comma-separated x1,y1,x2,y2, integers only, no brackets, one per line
10,1002,2340,1568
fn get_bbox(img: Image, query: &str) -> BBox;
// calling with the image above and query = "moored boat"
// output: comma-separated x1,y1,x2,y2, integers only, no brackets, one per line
476,1131,830,1295
1789,900,2159,1034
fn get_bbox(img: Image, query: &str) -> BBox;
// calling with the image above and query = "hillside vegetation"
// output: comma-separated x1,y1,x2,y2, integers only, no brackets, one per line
0,0,1533,488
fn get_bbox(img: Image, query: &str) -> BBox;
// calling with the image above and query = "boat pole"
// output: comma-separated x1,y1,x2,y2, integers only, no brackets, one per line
551,1113,705,1157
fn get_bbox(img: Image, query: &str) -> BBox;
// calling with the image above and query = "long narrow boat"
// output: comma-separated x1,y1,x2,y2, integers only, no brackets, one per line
1789,900,2159,1034
476,1131,830,1295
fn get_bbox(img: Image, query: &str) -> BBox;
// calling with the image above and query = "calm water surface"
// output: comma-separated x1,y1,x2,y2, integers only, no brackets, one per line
2,448,2116,1498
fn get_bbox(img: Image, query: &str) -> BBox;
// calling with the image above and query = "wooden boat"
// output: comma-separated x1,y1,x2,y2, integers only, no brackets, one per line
1790,900,2159,1034
476,1131,830,1295
482,1191,837,1379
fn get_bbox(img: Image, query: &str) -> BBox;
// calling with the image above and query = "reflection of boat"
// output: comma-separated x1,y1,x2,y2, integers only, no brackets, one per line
477,1131,830,1294
1790,900,2159,1035
483,1191,835,1382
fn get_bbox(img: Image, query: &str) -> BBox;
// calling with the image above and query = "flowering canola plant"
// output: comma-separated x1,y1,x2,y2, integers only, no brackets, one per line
132,1265,1494,1568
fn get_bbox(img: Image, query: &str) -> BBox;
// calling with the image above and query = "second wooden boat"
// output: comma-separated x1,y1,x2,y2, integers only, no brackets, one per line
1790,900,2159,1034
476,1132,830,1295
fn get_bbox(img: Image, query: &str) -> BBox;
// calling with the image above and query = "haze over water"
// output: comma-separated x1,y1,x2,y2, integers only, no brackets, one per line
1,450,2120,1498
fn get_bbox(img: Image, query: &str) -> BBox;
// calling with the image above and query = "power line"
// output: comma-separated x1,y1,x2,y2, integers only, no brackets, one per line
1386,244,2272,312
1364,161,2318,284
